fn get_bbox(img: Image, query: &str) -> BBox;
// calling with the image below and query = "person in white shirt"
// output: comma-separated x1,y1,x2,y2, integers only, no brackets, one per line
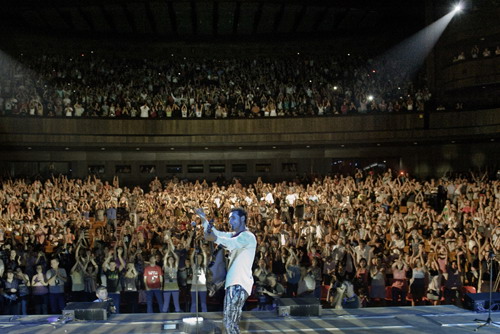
196,208,256,334
353,239,372,265
140,102,150,118
333,279,359,309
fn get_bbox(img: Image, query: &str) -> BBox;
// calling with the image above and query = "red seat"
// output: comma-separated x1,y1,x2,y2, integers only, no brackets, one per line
385,286,392,300
462,286,477,294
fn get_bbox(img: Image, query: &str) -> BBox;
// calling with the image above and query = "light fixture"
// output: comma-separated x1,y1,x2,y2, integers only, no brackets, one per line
453,3,462,12
182,317,203,324
100,147,106,151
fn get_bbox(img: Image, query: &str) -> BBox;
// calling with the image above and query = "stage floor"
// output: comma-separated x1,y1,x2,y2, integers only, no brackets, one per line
1,305,499,334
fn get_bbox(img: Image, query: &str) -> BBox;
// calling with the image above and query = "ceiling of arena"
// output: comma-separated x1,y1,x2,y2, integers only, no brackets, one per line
0,0,425,42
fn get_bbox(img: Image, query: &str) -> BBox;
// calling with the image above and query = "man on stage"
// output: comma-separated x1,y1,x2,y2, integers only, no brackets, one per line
196,208,256,334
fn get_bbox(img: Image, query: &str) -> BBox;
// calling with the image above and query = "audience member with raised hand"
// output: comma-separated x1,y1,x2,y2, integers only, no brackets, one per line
0,170,498,315
144,254,164,313
1,53,434,120
162,231,182,313
189,239,208,313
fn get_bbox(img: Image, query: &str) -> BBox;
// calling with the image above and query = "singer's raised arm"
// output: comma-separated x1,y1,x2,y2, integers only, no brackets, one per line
195,208,233,238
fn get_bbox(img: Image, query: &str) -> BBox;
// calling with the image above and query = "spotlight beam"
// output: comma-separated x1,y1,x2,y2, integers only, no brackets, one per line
373,9,458,83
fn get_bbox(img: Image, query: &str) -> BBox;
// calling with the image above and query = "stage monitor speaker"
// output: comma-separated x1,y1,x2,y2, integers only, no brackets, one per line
463,292,500,312
63,302,108,320
277,298,321,317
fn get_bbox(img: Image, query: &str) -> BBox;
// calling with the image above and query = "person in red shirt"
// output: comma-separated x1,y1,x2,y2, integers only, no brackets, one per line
144,255,164,313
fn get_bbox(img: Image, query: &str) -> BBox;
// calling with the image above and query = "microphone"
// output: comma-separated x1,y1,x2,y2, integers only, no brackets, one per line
488,250,495,259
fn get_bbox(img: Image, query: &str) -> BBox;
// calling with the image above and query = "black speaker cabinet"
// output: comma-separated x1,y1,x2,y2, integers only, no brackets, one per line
277,298,321,317
63,302,108,320
464,292,500,312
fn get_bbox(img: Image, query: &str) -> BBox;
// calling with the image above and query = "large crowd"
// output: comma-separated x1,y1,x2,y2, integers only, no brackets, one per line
0,53,432,119
0,170,499,315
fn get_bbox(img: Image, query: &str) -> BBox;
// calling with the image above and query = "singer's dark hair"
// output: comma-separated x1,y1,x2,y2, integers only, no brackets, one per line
231,207,247,224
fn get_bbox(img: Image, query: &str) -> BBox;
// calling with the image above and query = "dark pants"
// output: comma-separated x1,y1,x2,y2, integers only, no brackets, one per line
33,294,49,314
49,293,66,314
3,297,20,315
342,295,361,309
391,287,406,306
19,295,28,315
146,289,163,313
190,290,207,313
286,282,298,297
122,291,139,313
180,284,190,311
163,290,181,312
314,281,322,299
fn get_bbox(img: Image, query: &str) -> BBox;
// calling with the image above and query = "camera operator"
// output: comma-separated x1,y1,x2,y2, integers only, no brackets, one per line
93,286,117,315
259,273,284,311
327,275,360,309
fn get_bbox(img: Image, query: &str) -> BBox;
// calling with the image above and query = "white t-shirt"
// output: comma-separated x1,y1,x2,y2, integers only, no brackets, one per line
285,193,298,206
265,193,274,204
354,245,371,263
140,105,150,118
74,105,85,117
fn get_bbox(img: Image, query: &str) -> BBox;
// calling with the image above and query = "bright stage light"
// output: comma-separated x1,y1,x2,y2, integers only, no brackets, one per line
453,4,462,12
367,95,374,101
